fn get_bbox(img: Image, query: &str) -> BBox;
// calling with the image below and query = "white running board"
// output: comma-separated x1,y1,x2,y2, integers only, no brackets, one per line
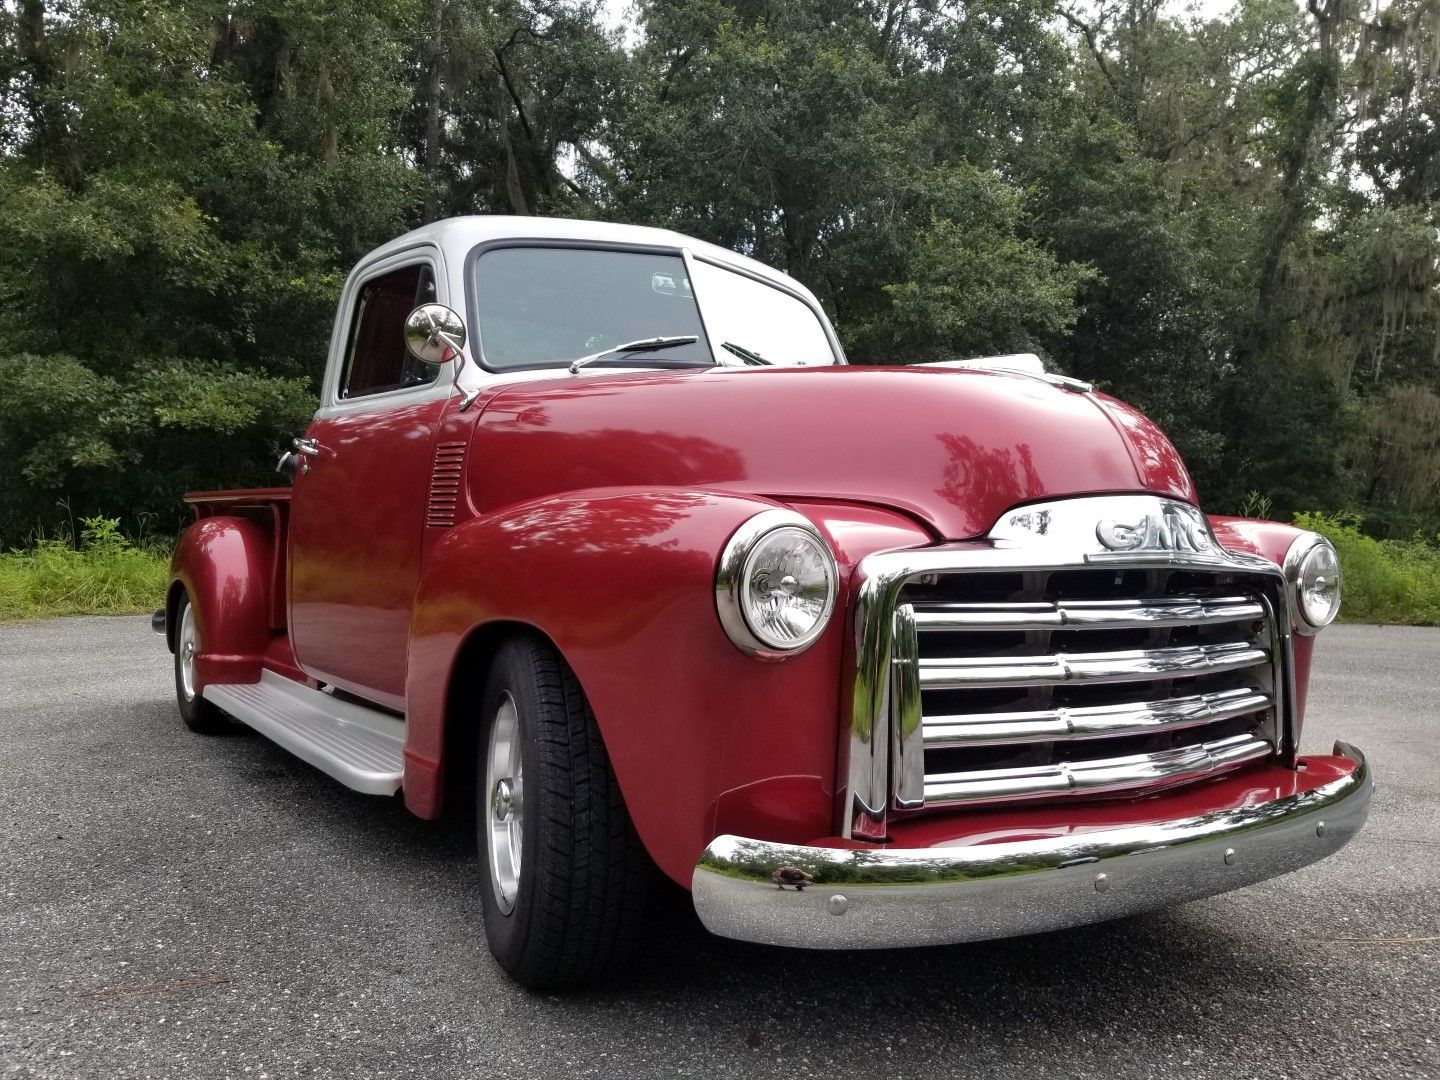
204,670,405,795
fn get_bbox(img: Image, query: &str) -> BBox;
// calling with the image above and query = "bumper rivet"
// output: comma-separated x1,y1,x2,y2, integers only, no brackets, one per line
1316,821,1327,838
1224,848,1237,865
827,894,849,916
1094,873,1110,893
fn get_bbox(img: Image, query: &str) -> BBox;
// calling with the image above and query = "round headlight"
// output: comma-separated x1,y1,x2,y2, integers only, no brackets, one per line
1286,534,1342,633
716,511,837,656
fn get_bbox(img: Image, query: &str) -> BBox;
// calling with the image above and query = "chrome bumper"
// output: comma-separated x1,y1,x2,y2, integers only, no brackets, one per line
692,742,1371,949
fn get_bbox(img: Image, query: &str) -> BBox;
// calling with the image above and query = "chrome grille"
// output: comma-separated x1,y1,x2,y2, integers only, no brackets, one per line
893,568,1281,810
844,494,1296,841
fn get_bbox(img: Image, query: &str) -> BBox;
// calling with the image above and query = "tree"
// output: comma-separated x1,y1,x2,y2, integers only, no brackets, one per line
0,0,415,540
610,0,1089,360
401,0,626,219
1,0,1437,543
1037,0,1440,522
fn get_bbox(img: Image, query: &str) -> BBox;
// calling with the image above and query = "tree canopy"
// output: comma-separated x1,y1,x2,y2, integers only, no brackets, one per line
2,0,1438,543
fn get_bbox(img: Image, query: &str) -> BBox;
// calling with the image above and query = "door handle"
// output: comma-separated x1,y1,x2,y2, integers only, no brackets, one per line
279,436,325,478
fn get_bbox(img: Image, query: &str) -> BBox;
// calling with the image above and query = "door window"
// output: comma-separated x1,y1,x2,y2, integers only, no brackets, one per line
339,264,440,399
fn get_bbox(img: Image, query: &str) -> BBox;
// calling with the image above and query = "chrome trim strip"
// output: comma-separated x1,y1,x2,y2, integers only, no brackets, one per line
911,595,1264,631
917,640,1269,690
1252,589,1291,766
890,605,925,808
843,494,1288,839
696,742,1370,949
923,732,1272,806
922,686,1272,748
916,356,1094,394
683,246,723,366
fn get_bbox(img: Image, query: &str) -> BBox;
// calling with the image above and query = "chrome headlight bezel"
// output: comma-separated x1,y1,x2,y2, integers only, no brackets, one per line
1284,532,1342,635
716,509,838,657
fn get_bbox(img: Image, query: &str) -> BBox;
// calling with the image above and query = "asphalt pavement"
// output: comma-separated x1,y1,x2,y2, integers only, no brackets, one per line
1,618,1436,1079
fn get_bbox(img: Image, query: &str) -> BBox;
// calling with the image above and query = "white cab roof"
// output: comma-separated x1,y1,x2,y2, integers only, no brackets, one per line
365,215,822,308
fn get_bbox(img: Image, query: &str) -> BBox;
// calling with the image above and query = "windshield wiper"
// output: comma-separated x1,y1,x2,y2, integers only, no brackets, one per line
568,335,700,374
721,341,772,366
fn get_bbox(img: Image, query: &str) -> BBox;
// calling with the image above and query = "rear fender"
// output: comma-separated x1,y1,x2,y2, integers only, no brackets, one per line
403,488,932,886
168,516,274,691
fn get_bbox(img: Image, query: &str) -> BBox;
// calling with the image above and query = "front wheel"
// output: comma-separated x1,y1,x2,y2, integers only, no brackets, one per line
476,636,653,990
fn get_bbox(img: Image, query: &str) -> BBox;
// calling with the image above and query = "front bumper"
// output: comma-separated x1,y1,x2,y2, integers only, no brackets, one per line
692,742,1371,949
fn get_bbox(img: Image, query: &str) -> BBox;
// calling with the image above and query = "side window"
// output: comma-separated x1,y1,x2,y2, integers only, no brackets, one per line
338,263,440,399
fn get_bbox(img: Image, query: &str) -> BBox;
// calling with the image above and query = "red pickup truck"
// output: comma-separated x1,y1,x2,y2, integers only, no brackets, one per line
158,216,1368,989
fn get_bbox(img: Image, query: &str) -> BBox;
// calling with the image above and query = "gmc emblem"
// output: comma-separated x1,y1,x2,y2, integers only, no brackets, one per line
1096,502,1215,554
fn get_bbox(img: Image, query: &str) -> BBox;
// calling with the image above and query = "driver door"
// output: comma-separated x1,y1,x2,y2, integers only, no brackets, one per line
287,250,452,710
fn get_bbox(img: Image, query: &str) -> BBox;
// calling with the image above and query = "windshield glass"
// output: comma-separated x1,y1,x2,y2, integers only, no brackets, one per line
688,258,836,366
472,247,711,371
470,245,838,371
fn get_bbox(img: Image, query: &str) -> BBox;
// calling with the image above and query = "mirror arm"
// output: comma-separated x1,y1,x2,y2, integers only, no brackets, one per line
436,330,480,412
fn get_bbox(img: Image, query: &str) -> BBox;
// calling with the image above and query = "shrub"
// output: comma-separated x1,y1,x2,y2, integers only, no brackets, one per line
0,353,315,548
1293,511,1440,626
0,516,169,620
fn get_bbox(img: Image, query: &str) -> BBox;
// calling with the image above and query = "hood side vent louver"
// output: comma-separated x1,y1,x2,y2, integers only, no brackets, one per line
426,441,467,529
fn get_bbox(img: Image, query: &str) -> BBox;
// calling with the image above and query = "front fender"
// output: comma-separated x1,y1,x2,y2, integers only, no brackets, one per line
168,516,273,691
1209,515,1319,738
403,488,930,886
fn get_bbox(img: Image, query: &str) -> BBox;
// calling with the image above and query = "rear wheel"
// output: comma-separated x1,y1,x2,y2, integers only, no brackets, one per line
476,636,653,990
173,591,230,735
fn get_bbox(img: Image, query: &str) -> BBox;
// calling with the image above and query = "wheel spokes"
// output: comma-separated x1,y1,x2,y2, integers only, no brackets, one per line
485,693,523,914
178,604,198,702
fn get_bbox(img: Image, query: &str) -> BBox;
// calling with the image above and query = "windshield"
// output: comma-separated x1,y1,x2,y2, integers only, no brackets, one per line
469,245,838,371
688,258,835,366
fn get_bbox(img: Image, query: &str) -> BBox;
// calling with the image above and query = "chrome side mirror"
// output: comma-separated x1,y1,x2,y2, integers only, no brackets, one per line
404,304,479,410
404,304,465,365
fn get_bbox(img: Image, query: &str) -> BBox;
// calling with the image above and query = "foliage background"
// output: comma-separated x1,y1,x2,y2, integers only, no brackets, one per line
2,0,1438,549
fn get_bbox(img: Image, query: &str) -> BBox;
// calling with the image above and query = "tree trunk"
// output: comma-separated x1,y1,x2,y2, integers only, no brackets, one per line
1234,1,1341,367
422,0,446,221
502,127,530,215
17,0,57,171
318,54,340,167
779,207,817,292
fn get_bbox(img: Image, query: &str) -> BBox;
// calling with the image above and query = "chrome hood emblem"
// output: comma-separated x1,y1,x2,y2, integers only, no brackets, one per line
1095,500,1215,555
987,495,1238,566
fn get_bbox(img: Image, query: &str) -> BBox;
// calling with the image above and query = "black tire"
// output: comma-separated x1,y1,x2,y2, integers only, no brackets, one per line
173,591,231,735
476,635,653,990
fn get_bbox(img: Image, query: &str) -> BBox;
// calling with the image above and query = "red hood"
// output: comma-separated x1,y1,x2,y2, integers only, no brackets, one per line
468,365,1195,541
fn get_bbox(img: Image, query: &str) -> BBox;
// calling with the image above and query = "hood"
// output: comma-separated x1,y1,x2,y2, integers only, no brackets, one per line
469,365,1195,541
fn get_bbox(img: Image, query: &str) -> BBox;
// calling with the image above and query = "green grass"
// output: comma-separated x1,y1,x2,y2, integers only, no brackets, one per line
0,517,169,621
3,509,1436,627
1295,511,1440,626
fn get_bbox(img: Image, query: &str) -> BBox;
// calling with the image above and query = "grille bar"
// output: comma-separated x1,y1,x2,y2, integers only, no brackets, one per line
923,732,1273,806
917,640,1268,690
912,595,1263,632
922,686,1273,748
